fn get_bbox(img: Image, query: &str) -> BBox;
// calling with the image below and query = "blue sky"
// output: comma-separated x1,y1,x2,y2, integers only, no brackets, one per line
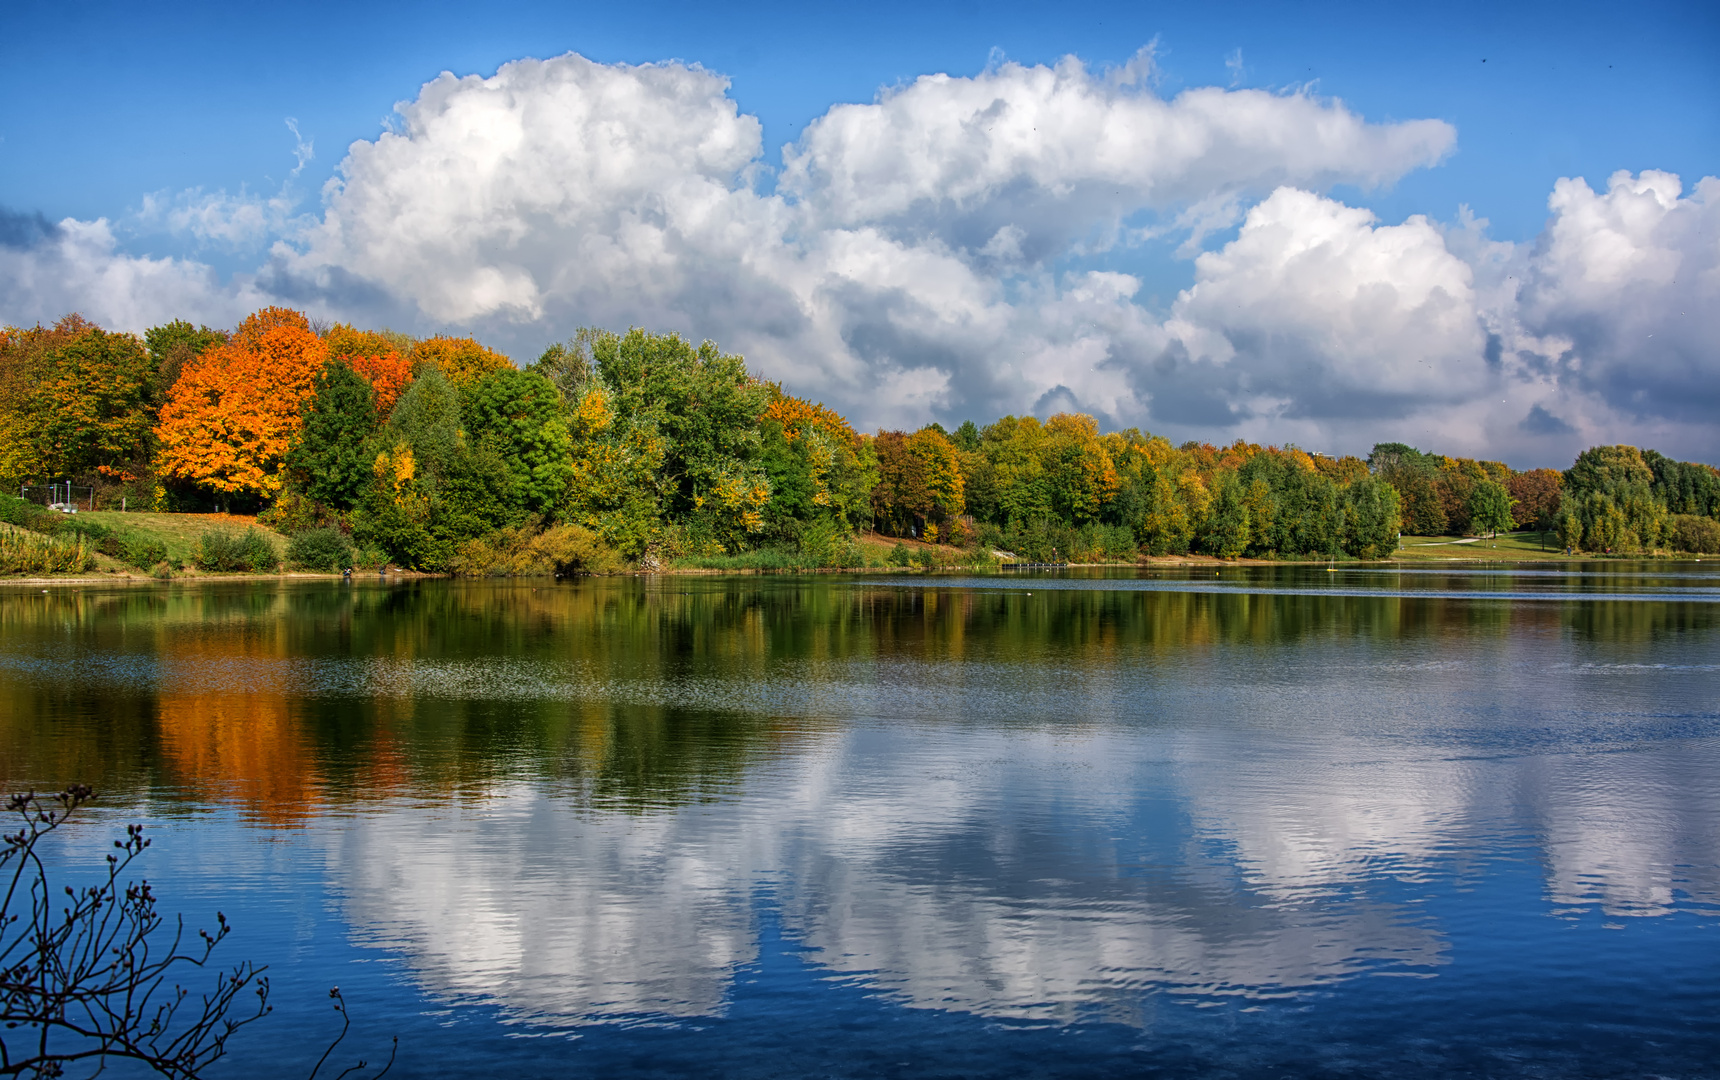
6,0,1713,240
2,0,1717,463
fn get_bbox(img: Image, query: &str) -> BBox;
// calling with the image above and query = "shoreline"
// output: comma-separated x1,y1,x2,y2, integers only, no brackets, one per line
3,551,1708,587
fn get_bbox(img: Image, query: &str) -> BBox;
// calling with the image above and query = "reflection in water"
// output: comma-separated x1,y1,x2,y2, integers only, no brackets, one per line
0,571,1717,1047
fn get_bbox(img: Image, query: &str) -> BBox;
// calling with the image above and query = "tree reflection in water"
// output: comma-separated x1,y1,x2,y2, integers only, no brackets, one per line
0,570,1715,1037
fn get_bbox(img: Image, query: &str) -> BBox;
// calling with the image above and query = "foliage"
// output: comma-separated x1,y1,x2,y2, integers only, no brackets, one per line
528,328,602,402
1645,450,1720,519
28,327,158,482
0,787,271,1078
155,310,326,500
0,529,94,574
286,526,356,572
758,386,877,538
448,522,621,576
194,528,281,573
1468,479,1517,538
0,316,101,485
0,493,48,530
559,385,666,557
1667,514,1720,555
351,367,516,570
285,360,378,511
10,307,1720,572
258,491,346,536
413,335,510,389
668,539,895,572
978,519,1137,563
1342,475,1402,559
872,427,965,539
323,325,413,414
1566,444,1655,493
464,368,573,513
1557,444,1670,552
143,320,228,409
1506,468,1563,530
592,328,773,550
59,518,169,569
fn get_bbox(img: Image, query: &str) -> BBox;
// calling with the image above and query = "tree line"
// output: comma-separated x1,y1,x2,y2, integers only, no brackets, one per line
3,308,1718,569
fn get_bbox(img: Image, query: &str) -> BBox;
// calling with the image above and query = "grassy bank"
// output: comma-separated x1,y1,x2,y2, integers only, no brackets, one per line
0,507,293,579
67,511,287,565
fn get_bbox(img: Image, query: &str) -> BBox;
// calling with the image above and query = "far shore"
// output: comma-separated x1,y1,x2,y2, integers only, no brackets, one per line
3,547,1708,588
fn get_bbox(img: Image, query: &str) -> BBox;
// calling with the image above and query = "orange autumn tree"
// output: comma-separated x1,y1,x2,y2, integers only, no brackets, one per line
155,306,326,499
413,335,511,389
324,324,414,413
763,387,861,450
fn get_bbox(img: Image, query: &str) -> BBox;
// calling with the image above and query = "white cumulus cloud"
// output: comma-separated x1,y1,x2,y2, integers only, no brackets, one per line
2,51,1716,464
0,215,264,331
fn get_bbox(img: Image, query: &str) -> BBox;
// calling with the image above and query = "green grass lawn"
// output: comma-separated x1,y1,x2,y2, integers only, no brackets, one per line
1393,530,1580,561
68,511,287,565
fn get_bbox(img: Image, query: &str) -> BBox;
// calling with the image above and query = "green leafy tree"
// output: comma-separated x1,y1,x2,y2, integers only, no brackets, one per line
1558,444,1667,552
1644,450,1720,519
1566,444,1655,494
352,366,515,568
592,329,773,547
529,327,602,402
561,385,666,557
1201,470,1252,558
759,418,817,538
285,359,378,510
32,327,158,481
1468,479,1517,539
1342,475,1402,559
464,368,573,514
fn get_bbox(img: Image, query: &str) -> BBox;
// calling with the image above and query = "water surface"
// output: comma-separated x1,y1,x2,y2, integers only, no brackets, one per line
1,565,1716,1077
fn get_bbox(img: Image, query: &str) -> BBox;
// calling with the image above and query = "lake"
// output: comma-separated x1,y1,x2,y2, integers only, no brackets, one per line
2,567,1717,1078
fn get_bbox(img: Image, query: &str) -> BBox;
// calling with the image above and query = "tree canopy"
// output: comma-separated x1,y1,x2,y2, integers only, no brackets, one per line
4,305,1717,565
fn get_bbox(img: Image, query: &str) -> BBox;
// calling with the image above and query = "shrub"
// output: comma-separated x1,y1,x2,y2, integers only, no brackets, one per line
286,526,356,572
531,523,623,575
194,528,280,573
119,535,169,569
0,530,94,574
449,522,622,576
0,493,45,529
669,545,812,572
798,520,840,568
1668,514,1720,555
0,494,64,536
259,491,345,536
836,541,878,569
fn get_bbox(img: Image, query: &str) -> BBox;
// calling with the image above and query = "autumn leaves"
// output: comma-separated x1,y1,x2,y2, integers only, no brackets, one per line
152,307,500,502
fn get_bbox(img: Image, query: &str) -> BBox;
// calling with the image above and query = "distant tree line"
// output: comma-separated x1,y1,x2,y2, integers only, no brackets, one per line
3,308,1718,567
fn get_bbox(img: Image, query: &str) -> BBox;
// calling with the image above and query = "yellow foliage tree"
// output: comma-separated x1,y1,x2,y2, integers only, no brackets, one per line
414,335,511,388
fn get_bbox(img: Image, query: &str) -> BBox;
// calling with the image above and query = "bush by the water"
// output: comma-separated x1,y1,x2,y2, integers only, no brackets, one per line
286,526,356,571
194,528,280,572
0,529,94,574
449,523,622,576
1668,514,1720,555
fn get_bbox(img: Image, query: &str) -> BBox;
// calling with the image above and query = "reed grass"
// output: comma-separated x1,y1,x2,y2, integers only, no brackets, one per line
0,530,95,574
